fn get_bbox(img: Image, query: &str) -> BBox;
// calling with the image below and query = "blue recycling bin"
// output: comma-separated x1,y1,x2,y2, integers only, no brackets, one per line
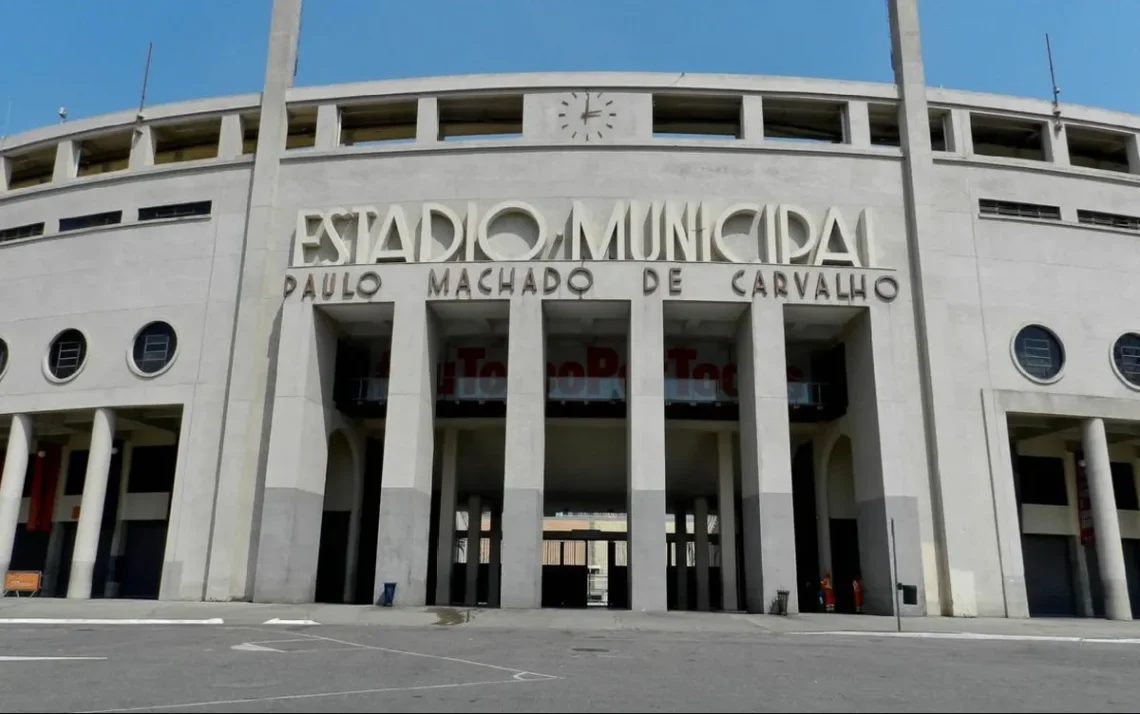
379,582,397,607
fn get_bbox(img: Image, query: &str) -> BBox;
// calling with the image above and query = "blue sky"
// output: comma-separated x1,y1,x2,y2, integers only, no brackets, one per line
1,0,1138,137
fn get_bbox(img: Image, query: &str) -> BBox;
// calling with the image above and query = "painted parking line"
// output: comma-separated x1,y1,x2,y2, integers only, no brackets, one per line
0,618,225,625
261,618,320,625
790,630,1140,645
0,656,107,661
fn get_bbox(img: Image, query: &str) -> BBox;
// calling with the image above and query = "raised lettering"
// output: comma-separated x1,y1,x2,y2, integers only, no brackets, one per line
478,268,493,295
835,272,850,300
567,267,593,296
669,267,682,296
778,205,818,265
293,211,325,267
774,270,788,298
644,267,660,295
874,275,899,302
713,203,761,263
302,273,316,299
753,271,767,297
794,271,809,299
851,274,868,300
478,201,547,261
665,201,698,262
456,268,471,298
544,267,561,294
283,275,297,298
571,200,626,260
357,272,381,297
522,268,538,295
814,273,830,300
341,271,355,298
419,202,464,262
368,204,414,263
730,269,746,296
428,268,450,297
499,267,516,295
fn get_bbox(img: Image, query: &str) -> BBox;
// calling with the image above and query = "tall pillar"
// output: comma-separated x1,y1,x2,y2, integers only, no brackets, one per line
1063,450,1094,617
465,494,482,607
1082,418,1132,621
0,414,33,580
627,293,667,611
374,299,439,606
205,0,303,601
251,301,338,603
674,508,688,610
736,303,798,614
342,427,366,604
717,430,738,612
68,408,116,599
845,309,926,615
433,428,459,606
488,503,502,607
501,297,545,608
694,497,710,612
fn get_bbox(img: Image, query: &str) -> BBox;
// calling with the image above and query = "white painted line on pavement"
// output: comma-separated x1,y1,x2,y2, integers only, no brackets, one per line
261,618,320,625
790,630,1140,645
0,618,225,625
79,678,549,712
0,656,107,661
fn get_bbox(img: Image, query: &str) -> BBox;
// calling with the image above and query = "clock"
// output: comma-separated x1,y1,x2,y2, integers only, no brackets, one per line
557,91,617,142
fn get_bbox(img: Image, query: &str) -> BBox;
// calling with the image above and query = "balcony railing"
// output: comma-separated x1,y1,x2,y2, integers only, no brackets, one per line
342,376,827,409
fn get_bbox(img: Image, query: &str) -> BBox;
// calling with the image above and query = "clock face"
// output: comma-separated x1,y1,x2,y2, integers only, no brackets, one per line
558,91,616,142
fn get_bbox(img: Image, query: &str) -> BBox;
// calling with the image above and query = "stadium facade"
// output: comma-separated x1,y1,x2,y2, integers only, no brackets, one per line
1,0,1140,619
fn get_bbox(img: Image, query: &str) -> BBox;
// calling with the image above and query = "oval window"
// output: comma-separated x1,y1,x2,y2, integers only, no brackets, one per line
131,321,178,376
46,329,88,382
1012,325,1064,383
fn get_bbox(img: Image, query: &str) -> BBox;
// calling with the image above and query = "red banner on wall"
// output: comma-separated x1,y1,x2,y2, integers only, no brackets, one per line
1076,452,1095,546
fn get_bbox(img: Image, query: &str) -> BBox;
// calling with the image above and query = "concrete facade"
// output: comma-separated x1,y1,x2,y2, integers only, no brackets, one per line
1,0,1139,618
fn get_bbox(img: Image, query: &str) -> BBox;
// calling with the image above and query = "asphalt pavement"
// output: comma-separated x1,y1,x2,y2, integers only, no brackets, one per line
1,618,1139,712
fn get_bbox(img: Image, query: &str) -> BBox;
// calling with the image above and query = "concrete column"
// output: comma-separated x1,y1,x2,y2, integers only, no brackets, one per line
1044,122,1070,166
489,503,502,607
218,114,245,159
315,104,341,148
1082,418,1132,621
694,497,710,611
948,109,973,155
500,297,545,608
741,95,764,142
717,430,738,612
674,508,688,610
68,408,116,599
103,442,134,597
433,427,459,606
627,293,667,612
205,0,302,601
1063,450,1095,617
844,309,926,615
416,97,439,145
342,427,365,603
813,427,835,580
0,155,11,192
845,100,872,147
251,300,338,603
374,299,439,606
1126,133,1140,175
0,414,33,579
465,495,482,606
128,126,155,169
736,303,797,614
53,139,79,182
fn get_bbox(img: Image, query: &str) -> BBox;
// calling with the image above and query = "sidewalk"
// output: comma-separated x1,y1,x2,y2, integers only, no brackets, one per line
2,597,1140,640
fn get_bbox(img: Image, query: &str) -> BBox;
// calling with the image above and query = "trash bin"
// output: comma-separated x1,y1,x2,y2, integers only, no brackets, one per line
775,589,790,616
379,582,397,607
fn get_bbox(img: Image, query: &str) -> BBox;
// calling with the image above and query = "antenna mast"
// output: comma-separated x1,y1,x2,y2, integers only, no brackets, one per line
1045,33,1062,128
137,41,154,121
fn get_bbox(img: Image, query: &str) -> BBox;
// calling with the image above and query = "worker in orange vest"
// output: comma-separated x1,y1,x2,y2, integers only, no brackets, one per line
853,577,864,614
820,572,835,612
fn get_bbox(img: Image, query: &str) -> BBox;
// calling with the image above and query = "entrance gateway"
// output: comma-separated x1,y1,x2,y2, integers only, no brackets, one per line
251,195,923,615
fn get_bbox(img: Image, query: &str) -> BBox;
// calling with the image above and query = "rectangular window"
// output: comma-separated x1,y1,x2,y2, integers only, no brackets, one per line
1016,456,1068,506
868,102,900,147
652,93,742,139
126,445,177,494
438,95,523,141
928,109,949,151
285,107,318,150
978,199,1061,221
7,145,55,189
762,98,845,144
138,200,212,221
1067,126,1131,173
1112,462,1139,510
0,222,45,243
1077,209,1140,231
153,119,222,164
59,210,122,232
971,114,1046,161
340,100,417,146
77,131,132,176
